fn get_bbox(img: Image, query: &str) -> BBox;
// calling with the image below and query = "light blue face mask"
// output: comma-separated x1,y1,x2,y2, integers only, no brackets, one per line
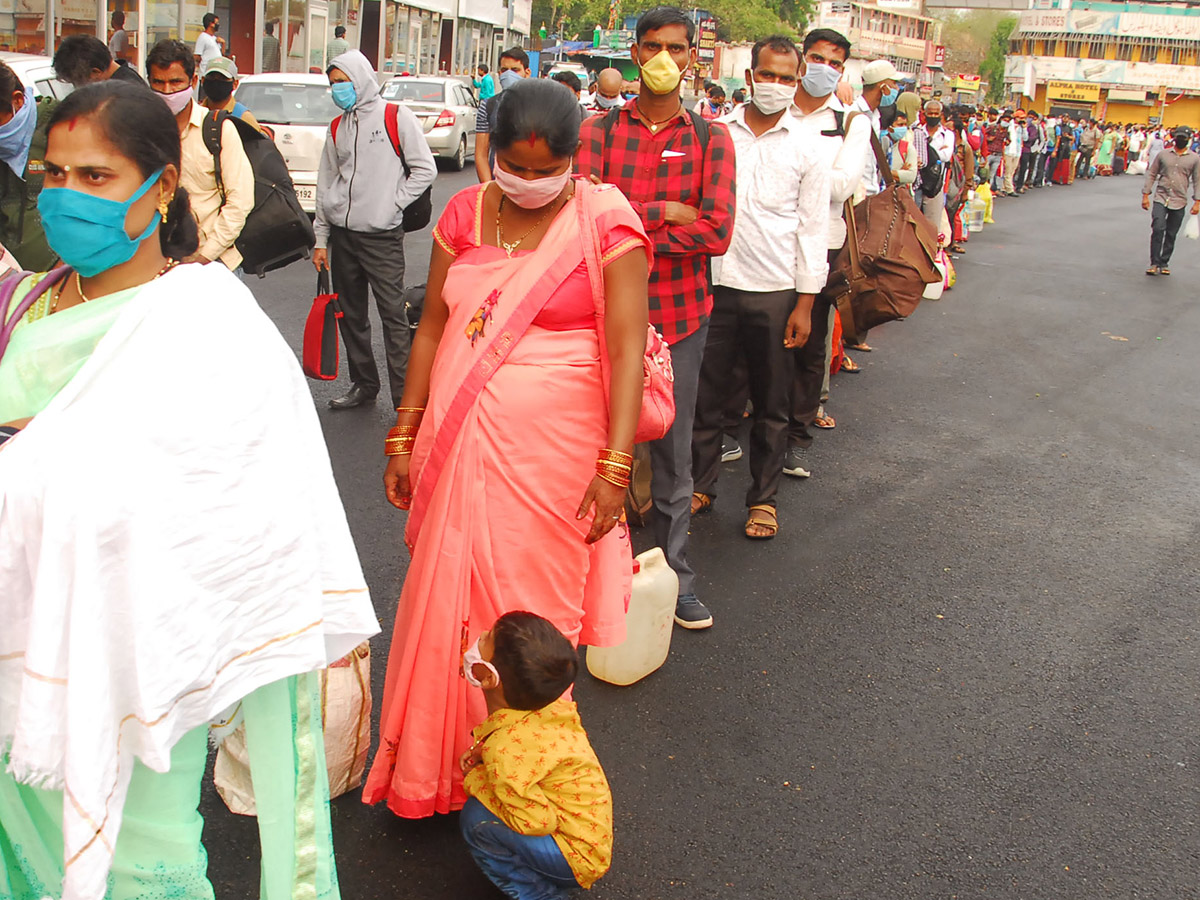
498,69,522,89
0,86,37,177
38,167,165,278
890,126,908,140
595,94,623,109
880,86,900,107
331,81,357,110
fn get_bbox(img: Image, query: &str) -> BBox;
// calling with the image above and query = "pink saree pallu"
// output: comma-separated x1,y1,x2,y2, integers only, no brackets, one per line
363,184,637,818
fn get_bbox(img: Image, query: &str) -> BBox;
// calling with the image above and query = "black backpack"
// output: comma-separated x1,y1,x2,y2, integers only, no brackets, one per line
918,155,945,197
203,111,315,277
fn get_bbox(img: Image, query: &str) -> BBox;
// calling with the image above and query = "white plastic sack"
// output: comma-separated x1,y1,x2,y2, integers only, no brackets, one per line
214,642,373,815
1186,213,1199,240
1129,160,1147,175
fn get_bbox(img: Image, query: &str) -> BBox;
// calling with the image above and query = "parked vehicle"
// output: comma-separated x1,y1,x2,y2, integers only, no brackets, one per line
235,73,340,214
2,51,73,101
380,76,476,171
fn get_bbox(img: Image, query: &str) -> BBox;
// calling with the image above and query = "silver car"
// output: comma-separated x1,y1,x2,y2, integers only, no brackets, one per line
381,76,477,171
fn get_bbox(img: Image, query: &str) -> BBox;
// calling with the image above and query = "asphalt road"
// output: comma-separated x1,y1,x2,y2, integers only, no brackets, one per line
202,168,1200,899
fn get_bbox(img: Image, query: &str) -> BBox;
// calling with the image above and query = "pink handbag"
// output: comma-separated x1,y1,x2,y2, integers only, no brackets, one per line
577,182,676,443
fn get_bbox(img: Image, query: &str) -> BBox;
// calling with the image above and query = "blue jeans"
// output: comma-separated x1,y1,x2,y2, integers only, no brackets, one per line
460,797,580,900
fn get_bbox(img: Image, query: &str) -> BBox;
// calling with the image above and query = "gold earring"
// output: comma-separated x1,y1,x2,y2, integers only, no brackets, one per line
158,193,171,218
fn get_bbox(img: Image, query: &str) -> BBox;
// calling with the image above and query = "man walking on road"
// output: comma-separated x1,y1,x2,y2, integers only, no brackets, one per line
147,39,253,270
473,47,530,183
313,50,437,410
1142,126,1200,276
692,34,829,541
576,5,736,629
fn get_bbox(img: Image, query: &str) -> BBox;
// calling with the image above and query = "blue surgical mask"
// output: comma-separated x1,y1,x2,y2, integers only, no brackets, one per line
38,167,164,278
800,61,842,98
881,86,900,107
498,69,522,89
595,94,623,109
0,86,37,177
890,126,908,141
331,81,357,110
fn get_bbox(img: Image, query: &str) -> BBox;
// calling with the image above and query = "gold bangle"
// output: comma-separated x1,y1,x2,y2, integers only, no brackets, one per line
596,461,632,476
395,406,426,414
598,449,633,465
384,446,414,457
595,470,631,488
387,425,421,438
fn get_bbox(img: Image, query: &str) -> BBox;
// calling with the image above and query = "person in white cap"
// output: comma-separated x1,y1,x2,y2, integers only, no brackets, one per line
852,59,900,196
199,56,263,132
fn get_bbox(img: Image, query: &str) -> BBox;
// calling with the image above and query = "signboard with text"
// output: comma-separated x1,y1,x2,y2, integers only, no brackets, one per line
1046,79,1102,102
697,18,716,62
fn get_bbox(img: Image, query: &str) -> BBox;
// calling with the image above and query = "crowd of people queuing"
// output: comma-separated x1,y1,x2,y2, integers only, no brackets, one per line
1,6,1197,900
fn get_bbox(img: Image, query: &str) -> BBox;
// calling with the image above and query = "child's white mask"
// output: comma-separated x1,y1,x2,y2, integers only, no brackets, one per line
463,636,500,688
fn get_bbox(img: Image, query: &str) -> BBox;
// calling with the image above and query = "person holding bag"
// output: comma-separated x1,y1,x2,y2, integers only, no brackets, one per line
363,77,651,819
0,81,378,900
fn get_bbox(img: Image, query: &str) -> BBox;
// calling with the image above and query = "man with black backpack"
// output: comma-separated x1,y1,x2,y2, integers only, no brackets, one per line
147,39,253,270
576,6,736,631
312,50,436,411
915,99,953,217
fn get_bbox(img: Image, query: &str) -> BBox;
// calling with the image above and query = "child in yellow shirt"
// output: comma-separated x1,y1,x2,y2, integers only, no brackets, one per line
459,611,612,899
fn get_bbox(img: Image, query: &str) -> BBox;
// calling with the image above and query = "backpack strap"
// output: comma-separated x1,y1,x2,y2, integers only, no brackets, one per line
845,110,894,188
599,105,710,181
384,102,412,177
821,108,846,139
202,109,227,207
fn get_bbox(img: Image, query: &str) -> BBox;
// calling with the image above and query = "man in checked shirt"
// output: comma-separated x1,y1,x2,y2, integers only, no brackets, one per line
576,5,736,630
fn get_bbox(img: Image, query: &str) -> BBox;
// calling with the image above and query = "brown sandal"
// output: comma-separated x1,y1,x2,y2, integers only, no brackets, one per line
691,492,713,515
840,355,861,374
745,504,778,540
814,405,836,429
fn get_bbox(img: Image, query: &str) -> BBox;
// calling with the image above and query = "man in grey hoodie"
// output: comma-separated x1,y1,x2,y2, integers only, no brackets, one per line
313,50,437,410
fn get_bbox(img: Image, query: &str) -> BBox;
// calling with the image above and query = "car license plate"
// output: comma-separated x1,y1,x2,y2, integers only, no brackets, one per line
295,184,316,202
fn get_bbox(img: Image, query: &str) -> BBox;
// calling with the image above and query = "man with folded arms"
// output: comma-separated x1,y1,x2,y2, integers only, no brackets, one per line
692,34,828,541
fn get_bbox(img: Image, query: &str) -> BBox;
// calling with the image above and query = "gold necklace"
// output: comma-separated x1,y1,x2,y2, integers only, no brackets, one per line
637,101,682,133
496,191,567,257
51,259,181,314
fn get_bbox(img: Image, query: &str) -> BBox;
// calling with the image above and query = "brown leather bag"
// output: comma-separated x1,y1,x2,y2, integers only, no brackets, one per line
824,117,941,342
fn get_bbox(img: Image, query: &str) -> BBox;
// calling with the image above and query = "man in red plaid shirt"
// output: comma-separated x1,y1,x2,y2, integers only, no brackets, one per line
576,6,736,630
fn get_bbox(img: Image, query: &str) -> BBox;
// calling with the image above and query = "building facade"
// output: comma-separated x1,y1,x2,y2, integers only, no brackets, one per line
9,0,530,78
813,0,943,86
1007,1,1200,125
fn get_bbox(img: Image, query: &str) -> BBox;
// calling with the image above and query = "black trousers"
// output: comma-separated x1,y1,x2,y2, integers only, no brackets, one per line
1151,202,1186,267
789,247,840,449
693,286,796,509
1076,148,1094,176
1015,152,1034,190
329,224,409,407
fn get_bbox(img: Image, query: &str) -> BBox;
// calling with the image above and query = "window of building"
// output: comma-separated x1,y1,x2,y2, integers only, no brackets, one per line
1114,41,1133,61
1088,41,1105,59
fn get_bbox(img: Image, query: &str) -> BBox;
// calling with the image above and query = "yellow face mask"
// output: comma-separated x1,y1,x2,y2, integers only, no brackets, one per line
638,48,684,95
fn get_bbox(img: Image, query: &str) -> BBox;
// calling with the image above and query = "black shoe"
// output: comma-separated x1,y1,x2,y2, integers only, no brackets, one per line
674,593,713,630
329,384,378,409
783,447,811,478
721,437,743,463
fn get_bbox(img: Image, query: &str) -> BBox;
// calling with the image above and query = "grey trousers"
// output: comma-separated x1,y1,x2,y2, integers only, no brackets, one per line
329,224,409,407
649,321,708,599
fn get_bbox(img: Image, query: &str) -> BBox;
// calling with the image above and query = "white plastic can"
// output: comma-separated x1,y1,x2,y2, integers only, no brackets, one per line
586,547,679,686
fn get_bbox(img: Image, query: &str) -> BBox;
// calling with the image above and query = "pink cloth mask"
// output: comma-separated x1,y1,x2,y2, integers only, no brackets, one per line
156,86,194,115
492,163,571,209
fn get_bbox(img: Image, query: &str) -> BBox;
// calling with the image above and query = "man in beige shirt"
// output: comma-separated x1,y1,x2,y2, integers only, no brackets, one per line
146,38,253,269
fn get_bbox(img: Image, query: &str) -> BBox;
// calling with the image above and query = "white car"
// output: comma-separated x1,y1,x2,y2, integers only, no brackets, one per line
235,73,341,214
0,51,73,101
380,76,476,171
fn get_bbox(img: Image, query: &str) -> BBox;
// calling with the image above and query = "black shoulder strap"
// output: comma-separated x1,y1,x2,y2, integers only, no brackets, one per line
821,108,846,138
599,106,622,183
686,108,710,154
202,109,227,206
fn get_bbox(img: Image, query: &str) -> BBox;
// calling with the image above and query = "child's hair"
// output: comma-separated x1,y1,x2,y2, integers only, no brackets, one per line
491,611,578,710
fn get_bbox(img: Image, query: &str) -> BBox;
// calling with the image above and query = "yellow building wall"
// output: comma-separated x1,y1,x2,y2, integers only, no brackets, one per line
1018,83,1200,127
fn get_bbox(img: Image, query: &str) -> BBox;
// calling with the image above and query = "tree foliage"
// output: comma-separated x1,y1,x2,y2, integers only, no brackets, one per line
530,0,815,44
935,10,1012,78
979,15,1017,103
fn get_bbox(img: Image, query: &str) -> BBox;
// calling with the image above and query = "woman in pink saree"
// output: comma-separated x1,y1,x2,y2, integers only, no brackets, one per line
363,79,651,818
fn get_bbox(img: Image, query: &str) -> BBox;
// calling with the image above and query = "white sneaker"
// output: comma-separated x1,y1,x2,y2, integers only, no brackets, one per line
721,437,743,463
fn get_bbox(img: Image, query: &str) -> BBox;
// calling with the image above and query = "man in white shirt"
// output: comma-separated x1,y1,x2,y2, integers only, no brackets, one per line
691,35,830,539
194,13,224,69
1004,110,1024,195
147,39,253,270
852,59,901,197
786,27,871,469
916,99,954,217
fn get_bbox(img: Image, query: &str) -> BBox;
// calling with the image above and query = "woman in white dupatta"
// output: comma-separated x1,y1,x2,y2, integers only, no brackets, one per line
0,82,378,900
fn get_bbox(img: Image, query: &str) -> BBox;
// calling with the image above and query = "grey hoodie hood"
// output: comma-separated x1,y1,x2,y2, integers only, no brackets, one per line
328,50,381,110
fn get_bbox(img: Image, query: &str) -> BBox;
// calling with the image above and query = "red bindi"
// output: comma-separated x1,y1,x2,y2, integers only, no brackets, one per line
527,133,537,146
67,117,78,131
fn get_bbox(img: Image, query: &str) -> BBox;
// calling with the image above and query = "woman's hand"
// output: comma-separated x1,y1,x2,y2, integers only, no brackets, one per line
384,454,413,510
576,475,626,544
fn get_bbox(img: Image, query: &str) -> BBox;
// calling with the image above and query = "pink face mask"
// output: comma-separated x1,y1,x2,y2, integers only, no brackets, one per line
156,85,193,115
492,162,572,209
